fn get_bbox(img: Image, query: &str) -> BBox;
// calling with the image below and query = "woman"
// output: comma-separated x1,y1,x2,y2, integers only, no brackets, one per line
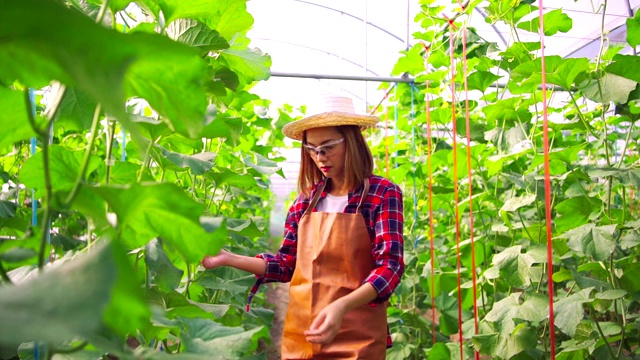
202,95,404,359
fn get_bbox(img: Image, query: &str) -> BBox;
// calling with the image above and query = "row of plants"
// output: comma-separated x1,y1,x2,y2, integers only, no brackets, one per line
0,0,291,358
2,0,640,359
377,0,640,359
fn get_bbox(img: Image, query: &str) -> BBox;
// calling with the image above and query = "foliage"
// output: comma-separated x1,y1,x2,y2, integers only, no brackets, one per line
0,0,285,358
380,1,640,359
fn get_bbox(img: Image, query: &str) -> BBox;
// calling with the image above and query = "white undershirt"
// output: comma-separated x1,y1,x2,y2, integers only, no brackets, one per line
316,193,349,213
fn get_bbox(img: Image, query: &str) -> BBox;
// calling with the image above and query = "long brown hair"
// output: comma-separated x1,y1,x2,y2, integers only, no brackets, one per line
298,125,374,197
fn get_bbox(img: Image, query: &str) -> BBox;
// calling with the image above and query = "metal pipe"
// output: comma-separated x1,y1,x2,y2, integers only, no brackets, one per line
270,71,414,83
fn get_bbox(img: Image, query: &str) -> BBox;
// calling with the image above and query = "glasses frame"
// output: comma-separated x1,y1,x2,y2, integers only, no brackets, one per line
303,138,345,158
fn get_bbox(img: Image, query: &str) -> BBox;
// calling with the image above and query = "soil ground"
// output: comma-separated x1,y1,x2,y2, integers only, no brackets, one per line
265,282,289,360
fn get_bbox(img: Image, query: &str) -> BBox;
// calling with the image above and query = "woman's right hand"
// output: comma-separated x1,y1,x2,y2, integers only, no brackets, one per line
201,249,232,269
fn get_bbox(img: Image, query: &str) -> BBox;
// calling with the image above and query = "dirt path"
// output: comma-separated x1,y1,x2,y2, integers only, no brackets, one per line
265,282,289,360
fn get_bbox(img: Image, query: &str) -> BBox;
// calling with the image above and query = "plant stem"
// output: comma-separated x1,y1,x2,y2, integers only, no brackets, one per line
517,209,533,240
616,121,634,169
65,103,102,205
592,308,617,359
37,126,53,270
214,186,230,216
95,0,110,24
105,120,117,185
184,261,192,299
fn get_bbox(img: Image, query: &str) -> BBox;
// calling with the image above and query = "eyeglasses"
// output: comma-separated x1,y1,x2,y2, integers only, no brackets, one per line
303,138,345,157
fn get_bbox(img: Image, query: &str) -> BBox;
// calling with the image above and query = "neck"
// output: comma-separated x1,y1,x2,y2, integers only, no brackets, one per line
328,177,349,196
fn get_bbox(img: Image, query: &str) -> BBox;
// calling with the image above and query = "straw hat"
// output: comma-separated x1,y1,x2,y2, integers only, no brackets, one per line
282,95,380,141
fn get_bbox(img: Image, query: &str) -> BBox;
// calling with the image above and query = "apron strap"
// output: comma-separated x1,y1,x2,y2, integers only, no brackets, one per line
303,180,327,217
356,177,370,214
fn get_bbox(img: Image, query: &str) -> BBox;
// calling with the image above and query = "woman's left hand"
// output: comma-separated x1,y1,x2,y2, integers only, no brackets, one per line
304,301,347,344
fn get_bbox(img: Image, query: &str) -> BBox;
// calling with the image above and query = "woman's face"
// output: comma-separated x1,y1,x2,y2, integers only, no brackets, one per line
304,127,346,180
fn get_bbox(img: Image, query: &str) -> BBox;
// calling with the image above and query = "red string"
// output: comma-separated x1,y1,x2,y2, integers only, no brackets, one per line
449,27,464,360
461,25,480,360
538,2,556,358
422,42,437,345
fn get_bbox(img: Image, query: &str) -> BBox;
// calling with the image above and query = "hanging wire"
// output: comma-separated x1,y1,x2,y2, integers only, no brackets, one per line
422,42,438,345
448,24,465,360
461,23,480,360
538,1,557,358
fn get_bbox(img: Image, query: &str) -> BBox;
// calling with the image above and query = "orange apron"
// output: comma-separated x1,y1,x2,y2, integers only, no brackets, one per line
281,179,388,359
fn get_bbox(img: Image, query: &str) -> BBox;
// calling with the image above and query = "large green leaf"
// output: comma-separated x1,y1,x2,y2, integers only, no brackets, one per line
178,317,269,358
166,19,229,54
467,70,502,93
491,246,535,287
20,145,101,198
205,169,259,189
0,0,208,139
56,86,99,131
555,288,593,336
0,241,148,344
560,224,616,261
154,144,216,175
500,194,536,212
511,57,589,91
145,239,184,292
607,55,640,83
580,72,637,104
201,115,243,145
0,200,17,218
219,35,271,86
516,9,573,36
627,11,640,47
0,87,36,149
392,45,426,76
554,196,603,233
92,183,226,262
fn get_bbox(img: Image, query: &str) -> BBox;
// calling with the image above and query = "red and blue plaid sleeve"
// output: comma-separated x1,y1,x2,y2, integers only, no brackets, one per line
363,178,405,304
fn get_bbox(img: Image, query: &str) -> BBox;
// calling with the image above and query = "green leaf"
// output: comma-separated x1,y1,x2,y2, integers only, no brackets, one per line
467,70,502,93
0,247,36,263
0,241,143,344
20,145,101,198
92,183,226,262
507,324,538,358
492,246,535,287
154,144,216,175
166,19,229,54
56,86,99,131
595,289,627,300
0,0,209,139
518,293,549,322
145,239,184,292
391,45,425,76
484,293,520,333
607,55,640,83
206,169,258,189
178,317,269,358
554,196,603,233
219,35,271,86
619,262,640,293
555,288,593,336
226,218,264,239
517,9,573,36
243,152,282,177
580,72,637,104
0,87,36,149
627,11,640,47
500,194,536,212
560,224,616,261
201,115,243,145
0,200,17,218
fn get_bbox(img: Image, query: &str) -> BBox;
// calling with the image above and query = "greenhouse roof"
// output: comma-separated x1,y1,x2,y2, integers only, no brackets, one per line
248,0,640,111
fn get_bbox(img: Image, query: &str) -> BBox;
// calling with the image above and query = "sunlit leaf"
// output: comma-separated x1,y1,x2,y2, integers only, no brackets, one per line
627,11,640,48
492,246,535,287
500,194,536,212
555,288,593,336
220,35,271,86
580,72,637,104
560,224,616,261
0,87,36,149
392,44,426,76
154,144,216,175
92,183,226,262
20,145,101,198
516,9,572,36
166,18,229,54
467,70,502,93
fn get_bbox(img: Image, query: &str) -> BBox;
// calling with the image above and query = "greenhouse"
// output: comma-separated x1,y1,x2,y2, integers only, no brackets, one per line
1,0,640,359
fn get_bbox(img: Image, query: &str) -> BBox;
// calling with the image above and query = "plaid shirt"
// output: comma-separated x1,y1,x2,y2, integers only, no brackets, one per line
247,175,404,347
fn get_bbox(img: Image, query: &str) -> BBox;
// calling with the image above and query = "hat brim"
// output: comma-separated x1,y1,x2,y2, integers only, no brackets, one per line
282,111,380,141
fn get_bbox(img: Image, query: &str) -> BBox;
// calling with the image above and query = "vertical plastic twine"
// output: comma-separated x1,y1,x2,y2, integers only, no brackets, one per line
461,24,480,360
538,1,556,358
422,42,437,345
410,84,419,227
448,25,464,360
